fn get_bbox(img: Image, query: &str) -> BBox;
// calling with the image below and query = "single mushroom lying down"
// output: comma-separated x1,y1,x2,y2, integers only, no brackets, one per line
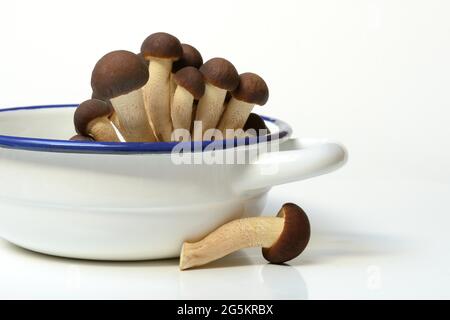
179,203,310,270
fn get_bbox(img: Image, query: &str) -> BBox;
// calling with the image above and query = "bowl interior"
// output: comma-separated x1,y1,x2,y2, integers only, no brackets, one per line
0,105,77,139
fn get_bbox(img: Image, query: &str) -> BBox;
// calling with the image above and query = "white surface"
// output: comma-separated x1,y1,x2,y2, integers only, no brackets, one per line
0,178,449,299
0,0,449,299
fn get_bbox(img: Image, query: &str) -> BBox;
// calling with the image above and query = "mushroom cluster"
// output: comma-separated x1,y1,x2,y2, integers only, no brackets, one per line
71,32,270,142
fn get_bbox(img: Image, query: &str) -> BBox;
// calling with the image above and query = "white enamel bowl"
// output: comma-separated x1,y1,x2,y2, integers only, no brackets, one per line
0,105,347,260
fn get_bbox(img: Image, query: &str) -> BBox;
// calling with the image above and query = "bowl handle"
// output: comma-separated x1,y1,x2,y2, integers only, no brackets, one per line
233,138,348,193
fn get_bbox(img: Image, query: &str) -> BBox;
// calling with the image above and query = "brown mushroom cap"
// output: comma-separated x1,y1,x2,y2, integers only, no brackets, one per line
91,91,100,100
243,113,270,135
172,43,203,73
137,52,149,66
199,57,239,91
262,203,310,264
70,134,95,141
232,73,269,105
173,67,205,100
140,32,183,60
74,99,114,136
91,50,149,100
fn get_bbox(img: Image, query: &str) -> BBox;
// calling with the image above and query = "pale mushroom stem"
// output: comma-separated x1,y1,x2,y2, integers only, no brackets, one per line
88,118,120,142
169,74,177,108
143,59,174,142
109,113,126,142
194,83,227,140
171,86,194,135
180,217,284,270
217,99,254,139
109,112,121,132
110,90,156,142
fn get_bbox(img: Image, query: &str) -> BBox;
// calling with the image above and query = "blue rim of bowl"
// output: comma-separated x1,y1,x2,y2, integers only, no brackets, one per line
0,104,292,154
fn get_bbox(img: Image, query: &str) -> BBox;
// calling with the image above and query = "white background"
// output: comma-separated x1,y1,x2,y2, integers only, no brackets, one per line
0,0,449,299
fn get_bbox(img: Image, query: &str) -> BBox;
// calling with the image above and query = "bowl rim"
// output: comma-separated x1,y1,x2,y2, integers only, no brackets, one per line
0,104,292,154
